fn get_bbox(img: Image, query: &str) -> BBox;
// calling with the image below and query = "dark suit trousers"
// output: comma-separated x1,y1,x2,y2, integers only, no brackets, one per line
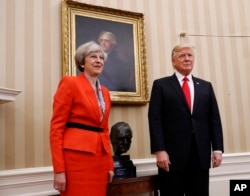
158,135,209,196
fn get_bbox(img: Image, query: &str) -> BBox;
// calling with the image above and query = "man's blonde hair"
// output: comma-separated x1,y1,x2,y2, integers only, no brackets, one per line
171,44,195,60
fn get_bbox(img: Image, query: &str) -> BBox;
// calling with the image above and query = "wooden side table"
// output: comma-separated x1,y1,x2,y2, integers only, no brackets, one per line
107,175,159,196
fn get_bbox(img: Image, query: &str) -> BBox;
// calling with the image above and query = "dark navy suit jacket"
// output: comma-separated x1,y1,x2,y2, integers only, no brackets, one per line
148,74,224,170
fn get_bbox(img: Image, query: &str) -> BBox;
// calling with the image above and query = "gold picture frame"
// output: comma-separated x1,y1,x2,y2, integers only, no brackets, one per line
61,0,148,104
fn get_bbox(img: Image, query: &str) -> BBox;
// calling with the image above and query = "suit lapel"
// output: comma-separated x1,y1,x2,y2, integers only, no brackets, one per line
169,74,188,108
192,77,201,113
100,88,110,125
79,74,102,123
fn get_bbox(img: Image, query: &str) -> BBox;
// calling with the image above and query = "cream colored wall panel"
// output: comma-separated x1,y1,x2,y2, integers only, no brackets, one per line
12,1,25,168
48,0,61,96
14,15,26,168
159,0,173,71
131,0,144,13
0,108,6,168
128,108,141,157
143,0,161,79
4,0,17,170
12,0,25,168
117,0,132,10
24,0,36,169
242,0,250,34
0,0,7,85
14,101,26,168
237,0,250,153
33,0,44,166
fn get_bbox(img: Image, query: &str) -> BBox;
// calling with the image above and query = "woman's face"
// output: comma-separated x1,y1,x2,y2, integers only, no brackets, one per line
83,51,105,77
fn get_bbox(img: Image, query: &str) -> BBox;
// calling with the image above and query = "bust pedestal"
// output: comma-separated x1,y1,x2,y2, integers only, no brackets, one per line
113,155,136,179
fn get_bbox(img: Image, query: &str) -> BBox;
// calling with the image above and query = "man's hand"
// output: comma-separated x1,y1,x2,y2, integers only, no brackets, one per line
212,152,223,168
155,151,171,172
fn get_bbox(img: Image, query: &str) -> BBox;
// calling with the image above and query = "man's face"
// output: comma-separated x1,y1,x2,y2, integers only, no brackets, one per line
172,47,194,76
98,34,113,53
112,128,132,155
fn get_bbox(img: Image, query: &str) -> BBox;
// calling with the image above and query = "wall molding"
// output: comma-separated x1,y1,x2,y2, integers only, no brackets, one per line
0,153,250,196
0,87,21,104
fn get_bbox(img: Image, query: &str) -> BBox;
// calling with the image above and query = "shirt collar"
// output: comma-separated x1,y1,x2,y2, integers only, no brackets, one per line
175,71,192,82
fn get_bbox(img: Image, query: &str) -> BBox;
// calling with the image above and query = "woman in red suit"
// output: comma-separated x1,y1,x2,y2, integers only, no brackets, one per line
50,41,114,195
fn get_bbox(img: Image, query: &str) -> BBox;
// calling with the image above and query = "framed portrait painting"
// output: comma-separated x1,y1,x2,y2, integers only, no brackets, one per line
61,0,148,104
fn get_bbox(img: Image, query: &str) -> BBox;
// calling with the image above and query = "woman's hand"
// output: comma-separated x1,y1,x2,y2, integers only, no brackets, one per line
108,170,114,183
54,172,66,192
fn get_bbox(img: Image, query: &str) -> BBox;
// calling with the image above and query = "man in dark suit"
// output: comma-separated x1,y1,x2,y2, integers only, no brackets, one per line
148,44,224,196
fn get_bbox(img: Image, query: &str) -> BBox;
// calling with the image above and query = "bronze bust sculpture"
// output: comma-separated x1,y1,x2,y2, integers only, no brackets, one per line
110,121,133,156
110,122,136,179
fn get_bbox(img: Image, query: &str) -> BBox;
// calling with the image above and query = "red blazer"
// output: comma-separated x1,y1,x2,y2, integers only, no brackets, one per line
50,73,113,172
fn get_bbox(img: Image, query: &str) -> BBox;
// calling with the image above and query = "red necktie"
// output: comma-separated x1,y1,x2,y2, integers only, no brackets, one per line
182,77,191,110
